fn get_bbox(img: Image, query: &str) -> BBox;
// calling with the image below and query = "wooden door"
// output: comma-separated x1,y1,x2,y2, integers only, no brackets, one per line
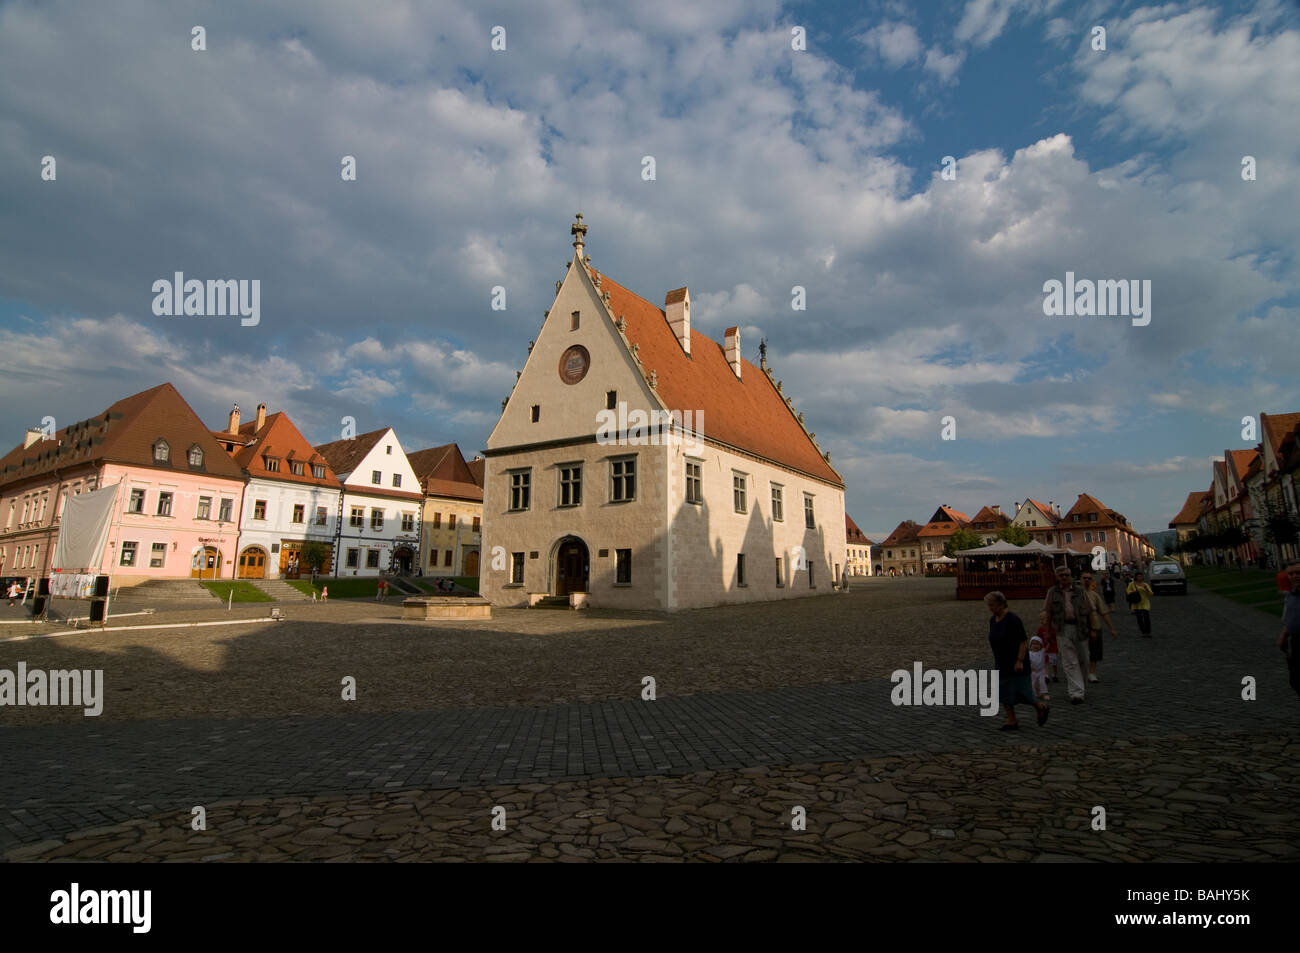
463,550,479,576
239,548,266,579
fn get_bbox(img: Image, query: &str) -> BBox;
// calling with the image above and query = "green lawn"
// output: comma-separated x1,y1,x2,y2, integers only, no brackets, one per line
199,581,273,603
1185,565,1285,617
284,579,317,597
287,576,481,599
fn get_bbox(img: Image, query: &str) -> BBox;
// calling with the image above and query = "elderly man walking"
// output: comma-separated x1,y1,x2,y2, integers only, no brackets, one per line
1043,565,1093,704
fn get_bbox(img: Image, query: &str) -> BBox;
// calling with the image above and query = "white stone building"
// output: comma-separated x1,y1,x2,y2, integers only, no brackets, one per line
479,215,847,611
315,428,423,576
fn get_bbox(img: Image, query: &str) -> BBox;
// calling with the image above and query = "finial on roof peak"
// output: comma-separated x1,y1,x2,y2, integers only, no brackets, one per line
571,213,587,257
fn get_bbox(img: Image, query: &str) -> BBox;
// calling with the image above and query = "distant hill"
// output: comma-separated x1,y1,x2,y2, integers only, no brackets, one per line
1144,530,1178,556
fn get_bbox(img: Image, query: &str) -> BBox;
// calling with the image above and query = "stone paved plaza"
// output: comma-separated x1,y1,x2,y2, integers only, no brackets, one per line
1,578,1295,862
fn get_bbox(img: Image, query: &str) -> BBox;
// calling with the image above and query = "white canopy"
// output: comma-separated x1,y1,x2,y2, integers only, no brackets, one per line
926,555,958,563
952,539,1032,556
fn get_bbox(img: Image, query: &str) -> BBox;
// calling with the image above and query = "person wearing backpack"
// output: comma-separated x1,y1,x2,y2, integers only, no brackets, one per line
1127,572,1154,636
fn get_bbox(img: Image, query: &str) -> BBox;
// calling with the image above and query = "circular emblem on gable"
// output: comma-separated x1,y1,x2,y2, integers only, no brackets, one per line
558,345,590,385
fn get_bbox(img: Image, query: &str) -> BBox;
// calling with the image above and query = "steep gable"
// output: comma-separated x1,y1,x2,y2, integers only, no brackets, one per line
408,442,483,502
882,520,922,546
315,428,387,480
845,513,871,545
227,411,340,488
316,428,422,501
1169,491,1210,528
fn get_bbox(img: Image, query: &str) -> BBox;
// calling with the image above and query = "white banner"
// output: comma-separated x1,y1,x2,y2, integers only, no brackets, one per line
49,572,97,599
52,482,119,571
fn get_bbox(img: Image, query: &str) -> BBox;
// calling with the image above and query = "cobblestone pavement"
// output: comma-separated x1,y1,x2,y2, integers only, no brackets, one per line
1,581,1293,860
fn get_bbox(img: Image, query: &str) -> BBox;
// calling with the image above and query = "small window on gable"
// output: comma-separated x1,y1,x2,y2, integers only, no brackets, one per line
188,445,204,467
531,405,540,423
606,390,617,410
571,311,580,330
153,439,170,463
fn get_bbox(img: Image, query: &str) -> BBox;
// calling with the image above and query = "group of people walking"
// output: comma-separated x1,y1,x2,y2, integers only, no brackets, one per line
984,563,1156,729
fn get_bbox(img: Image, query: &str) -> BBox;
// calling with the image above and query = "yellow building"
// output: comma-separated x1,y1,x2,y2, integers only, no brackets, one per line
408,443,483,578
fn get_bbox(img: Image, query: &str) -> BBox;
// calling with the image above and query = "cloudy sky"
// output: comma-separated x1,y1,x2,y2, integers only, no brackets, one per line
2,0,1296,540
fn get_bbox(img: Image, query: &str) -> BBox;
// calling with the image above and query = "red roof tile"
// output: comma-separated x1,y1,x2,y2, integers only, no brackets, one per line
595,270,841,486
845,513,871,545
217,411,341,488
1169,491,1210,527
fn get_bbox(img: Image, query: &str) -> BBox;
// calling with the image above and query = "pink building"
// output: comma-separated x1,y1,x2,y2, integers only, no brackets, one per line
0,383,247,583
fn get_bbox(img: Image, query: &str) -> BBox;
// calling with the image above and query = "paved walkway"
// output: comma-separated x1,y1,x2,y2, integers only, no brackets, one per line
0,583,1289,851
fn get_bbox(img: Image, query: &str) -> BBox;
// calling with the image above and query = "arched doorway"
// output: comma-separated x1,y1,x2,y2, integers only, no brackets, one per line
462,549,479,577
238,546,268,579
393,546,414,575
192,546,222,579
554,536,589,596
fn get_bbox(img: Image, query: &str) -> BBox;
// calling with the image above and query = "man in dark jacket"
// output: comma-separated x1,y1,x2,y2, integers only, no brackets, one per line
1043,565,1092,704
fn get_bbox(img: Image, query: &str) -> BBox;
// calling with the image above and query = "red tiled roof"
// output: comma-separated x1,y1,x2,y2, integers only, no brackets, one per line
466,457,485,487
845,513,871,545
1227,448,1258,483
882,520,922,546
969,505,1010,527
218,411,341,488
595,270,841,486
1062,492,1132,529
1026,499,1060,523
408,443,483,502
1262,412,1300,455
314,428,389,479
0,382,244,488
1169,491,1210,528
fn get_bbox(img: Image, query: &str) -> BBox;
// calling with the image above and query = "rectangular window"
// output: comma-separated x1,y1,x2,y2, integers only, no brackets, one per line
311,464,326,479
736,553,746,587
531,405,540,423
559,465,582,506
472,516,481,533
264,457,280,473
1064,532,1073,543
372,470,382,485
432,512,442,529
253,500,267,520
157,492,173,517
401,513,415,532
120,541,137,567
350,506,364,527
606,390,617,410
346,548,359,568
386,446,392,455
218,498,233,522
1088,513,1098,522
290,461,304,476
315,506,328,526
393,473,402,488
771,485,784,522
370,508,384,530
611,457,636,502
510,471,531,511
616,549,632,584
776,557,784,587
733,473,747,513
444,549,453,567
150,542,167,568
197,496,211,520
1098,531,1106,542
449,514,456,530
128,489,145,514
685,461,702,504
366,550,380,568
511,552,524,584
1084,531,1092,542
292,504,305,523
808,561,815,588
571,310,580,330
804,494,815,529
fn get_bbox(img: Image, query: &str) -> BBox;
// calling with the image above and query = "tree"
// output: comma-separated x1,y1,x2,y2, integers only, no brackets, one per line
300,541,331,574
996,525,1031,546
944,528,985,557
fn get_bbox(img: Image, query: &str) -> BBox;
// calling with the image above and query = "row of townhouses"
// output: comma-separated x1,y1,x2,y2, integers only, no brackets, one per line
0,384,484,583
1168,411,1300,567
878,496,1155,576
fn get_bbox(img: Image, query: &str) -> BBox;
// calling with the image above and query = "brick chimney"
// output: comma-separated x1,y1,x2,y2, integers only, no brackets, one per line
256,402,267,432
227,403,241,435
724,327,741,379
665,288,690,355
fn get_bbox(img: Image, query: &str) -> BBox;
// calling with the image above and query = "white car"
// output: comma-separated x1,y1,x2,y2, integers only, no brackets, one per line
1148,560,1187,595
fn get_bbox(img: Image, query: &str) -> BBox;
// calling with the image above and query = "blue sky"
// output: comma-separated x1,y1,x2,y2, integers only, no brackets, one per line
1,0,1297,540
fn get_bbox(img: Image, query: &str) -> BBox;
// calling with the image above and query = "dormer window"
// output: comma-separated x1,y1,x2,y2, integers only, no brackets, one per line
153,439,170,463
264,456,280,473
188,445,204,467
